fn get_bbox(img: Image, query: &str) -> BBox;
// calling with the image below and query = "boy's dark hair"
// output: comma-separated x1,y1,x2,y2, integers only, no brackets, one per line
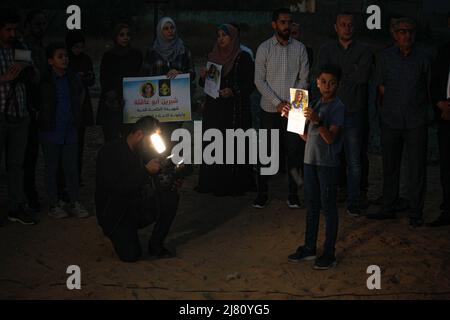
0,8,21,28
131,116,160,135
272,8,291,22
46,42,67,59
25,9,47,25
317,65,342,82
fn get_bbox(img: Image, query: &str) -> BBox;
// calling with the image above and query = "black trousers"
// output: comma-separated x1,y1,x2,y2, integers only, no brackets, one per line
438,122,450,215
23,116,40,203
257,110,305,195
108,190,179,262
381,124,427,218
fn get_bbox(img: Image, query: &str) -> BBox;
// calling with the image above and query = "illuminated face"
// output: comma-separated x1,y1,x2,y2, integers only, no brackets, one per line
143,84,154,97
217,29,231,48
162,22,176,41
335,15,354,42
295,90,303,103
160,82,170,96
317,73,338,101
393,22,416,49
272,13,292,41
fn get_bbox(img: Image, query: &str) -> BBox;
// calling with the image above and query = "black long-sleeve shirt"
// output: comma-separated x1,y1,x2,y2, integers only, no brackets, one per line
95,138,149,236
315,40,374,114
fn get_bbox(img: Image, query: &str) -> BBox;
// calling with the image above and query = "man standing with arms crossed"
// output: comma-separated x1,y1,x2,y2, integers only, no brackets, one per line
253,8,309,209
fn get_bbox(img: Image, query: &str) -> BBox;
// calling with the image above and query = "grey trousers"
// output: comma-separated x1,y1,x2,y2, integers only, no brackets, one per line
0,114,29,210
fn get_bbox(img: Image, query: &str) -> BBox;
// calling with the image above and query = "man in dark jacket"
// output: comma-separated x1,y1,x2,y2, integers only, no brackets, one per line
428,35,450,227
95,116,179,262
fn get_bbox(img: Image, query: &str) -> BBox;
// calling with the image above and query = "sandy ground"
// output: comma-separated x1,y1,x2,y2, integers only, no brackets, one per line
1,106,450,300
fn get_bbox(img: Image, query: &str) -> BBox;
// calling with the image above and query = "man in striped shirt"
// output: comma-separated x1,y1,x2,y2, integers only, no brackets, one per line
253,8,309,209
0,8,35,226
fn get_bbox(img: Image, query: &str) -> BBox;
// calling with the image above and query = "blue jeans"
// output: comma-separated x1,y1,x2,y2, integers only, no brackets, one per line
41,142,79,206
344,111,363,208
303,164,339,256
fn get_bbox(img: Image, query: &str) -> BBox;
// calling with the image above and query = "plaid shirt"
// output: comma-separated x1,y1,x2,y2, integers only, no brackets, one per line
0,47,28,118
255,35,309,113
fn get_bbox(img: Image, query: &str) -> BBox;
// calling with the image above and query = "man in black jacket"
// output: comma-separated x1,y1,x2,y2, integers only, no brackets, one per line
428,29,450,227
95,116,179,262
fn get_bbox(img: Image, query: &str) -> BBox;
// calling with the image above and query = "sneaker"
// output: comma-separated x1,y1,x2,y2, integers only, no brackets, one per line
8,206,37,225
48,203,69,219
148,247,175,259
288,246,316,263
347,206,362,217
287,195,301,209
252,194,269,209
313,254,337,270
409,217,424,229
67,202,90,219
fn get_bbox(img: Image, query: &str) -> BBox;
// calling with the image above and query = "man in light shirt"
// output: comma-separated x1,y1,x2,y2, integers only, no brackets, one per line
253,8,309,209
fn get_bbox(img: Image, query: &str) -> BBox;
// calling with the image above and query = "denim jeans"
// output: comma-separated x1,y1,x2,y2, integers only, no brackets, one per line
344,111,363,208
303,164,339,256
41,142,79,206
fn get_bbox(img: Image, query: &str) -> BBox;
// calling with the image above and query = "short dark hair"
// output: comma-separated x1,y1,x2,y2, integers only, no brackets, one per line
0,8,21,29
272,8,291,22
25,9,47,25
317,64,342,82
46,42,67,59
391,17,417,31
131,116,160,135
336,11,354,23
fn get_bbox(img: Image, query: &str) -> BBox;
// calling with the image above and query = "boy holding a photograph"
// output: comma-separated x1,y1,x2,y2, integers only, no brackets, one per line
286,65,345,270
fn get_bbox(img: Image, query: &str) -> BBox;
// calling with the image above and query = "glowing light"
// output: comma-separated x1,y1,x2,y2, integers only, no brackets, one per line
150,133,166,154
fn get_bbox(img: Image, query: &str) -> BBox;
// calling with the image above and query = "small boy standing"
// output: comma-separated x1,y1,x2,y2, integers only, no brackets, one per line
287,65,345,270
39,43,89,219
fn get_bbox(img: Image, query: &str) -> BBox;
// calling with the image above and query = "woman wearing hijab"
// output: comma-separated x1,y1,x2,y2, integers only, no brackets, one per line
97,24,143,143
141,17,195,142
197,24,255,197
65,30,95,185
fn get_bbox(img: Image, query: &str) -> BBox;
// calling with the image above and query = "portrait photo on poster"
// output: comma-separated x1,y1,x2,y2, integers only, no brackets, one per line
287,88,308,135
